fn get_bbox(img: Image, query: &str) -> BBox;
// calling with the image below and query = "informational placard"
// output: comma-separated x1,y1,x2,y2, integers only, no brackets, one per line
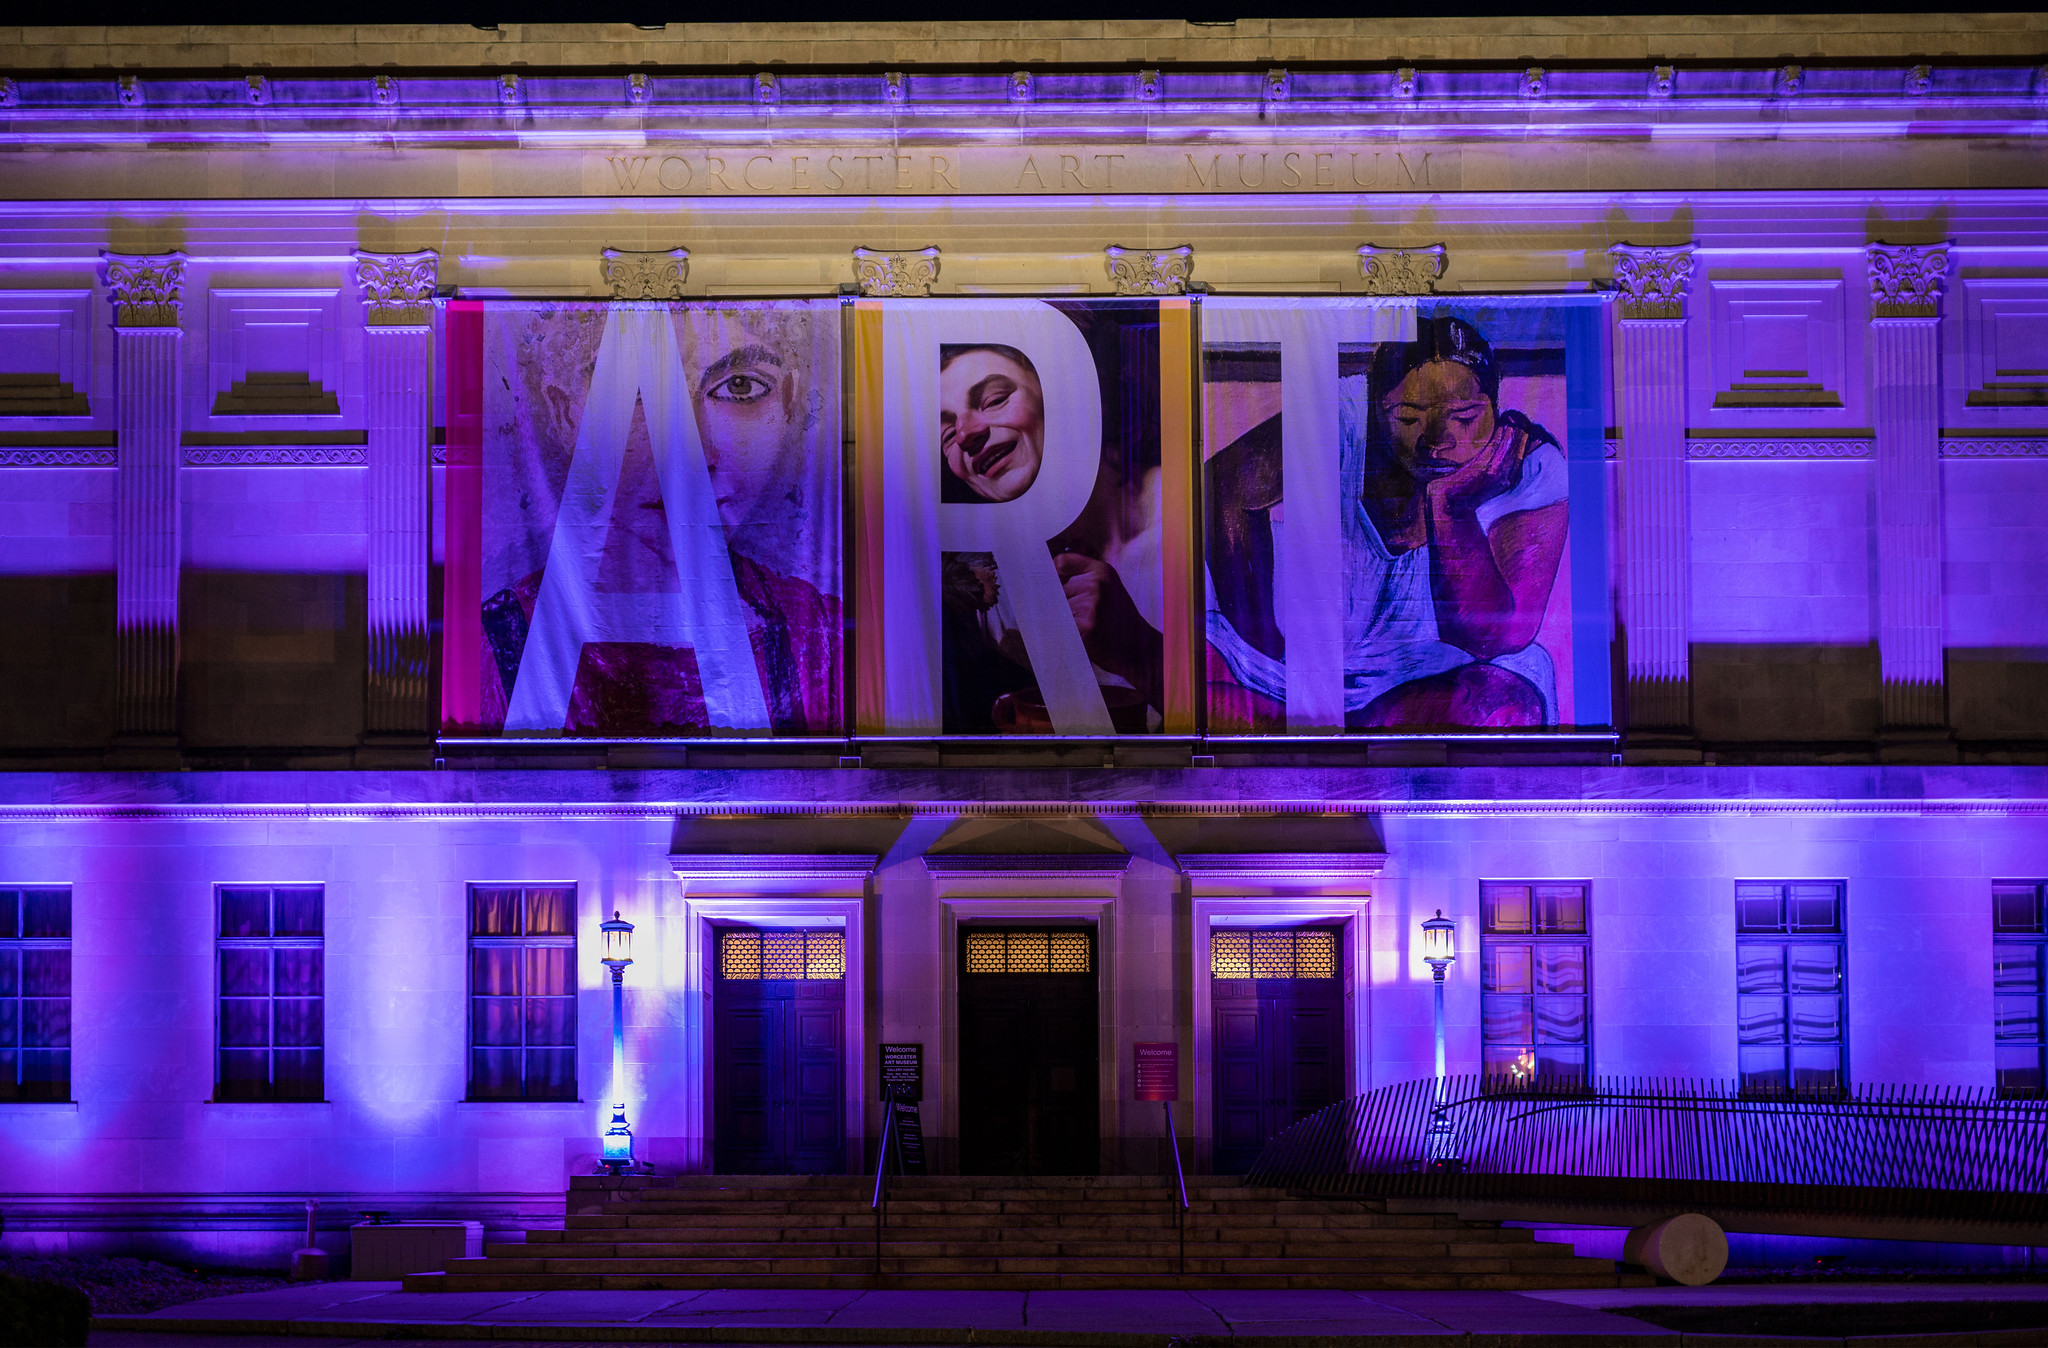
889,1094,928,1175
880,1042,923,1102
1133,1041,1179,1101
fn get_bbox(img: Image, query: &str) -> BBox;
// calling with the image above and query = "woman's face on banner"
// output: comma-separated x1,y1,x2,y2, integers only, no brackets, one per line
939,348,1045,503
1380,357,1497,480
688,320,813,535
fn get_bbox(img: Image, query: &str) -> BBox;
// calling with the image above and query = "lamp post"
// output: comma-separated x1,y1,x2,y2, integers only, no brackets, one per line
599,910,635,1174
1419,909,1458,1165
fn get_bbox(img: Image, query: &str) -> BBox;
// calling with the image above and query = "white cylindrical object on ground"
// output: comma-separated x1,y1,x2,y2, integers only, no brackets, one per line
1623,1212,1728,1286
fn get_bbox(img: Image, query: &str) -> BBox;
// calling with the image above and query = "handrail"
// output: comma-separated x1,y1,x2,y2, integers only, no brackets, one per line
1163,1101,1187,1274
870,1098,896,1278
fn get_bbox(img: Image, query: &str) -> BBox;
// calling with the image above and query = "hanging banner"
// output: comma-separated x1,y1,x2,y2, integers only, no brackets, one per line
1202,296,1610,732
443,300,842,736
853,298,1195,736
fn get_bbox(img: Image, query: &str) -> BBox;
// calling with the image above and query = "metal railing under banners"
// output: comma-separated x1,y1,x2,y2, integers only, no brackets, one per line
1246,1076,2048,1228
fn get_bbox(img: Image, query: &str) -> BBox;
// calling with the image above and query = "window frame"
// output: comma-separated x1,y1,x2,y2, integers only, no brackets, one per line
213,883,326,1104
465,883,579,1103
1733,879,1849,1099
0,886,73,1103
1993,880,2047,1101
1478,881,1593,1095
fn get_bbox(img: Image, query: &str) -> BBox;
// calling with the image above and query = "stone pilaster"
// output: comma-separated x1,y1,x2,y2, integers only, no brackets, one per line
102,252,185,744
1609,243,1697,738
353,250,439,740
1867,242,1950,737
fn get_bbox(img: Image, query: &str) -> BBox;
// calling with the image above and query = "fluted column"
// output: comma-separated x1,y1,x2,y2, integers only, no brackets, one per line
353,250,439,737
102,252,186,741
1867,243,1950,732
1609,244,1697,734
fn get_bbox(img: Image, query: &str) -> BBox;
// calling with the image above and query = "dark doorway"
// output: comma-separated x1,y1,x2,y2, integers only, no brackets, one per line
712,927,846,1174
958,926,1100,1175
1211,927,1345,1174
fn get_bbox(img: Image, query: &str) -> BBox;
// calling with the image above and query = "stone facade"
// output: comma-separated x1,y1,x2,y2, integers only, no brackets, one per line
0,20,2046,1268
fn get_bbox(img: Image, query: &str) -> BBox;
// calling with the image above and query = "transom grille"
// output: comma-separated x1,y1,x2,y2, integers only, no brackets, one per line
719,928,845,981
962,928,1093,975
1211,928,1339,980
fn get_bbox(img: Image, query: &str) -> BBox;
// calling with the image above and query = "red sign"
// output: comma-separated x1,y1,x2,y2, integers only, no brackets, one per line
1133,1041,1179,1101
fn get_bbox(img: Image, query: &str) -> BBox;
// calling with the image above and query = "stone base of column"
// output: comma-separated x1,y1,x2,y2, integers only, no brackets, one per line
1876,727,1959,764
105,733,181,770
1622,732,1705,765
354,733,438,770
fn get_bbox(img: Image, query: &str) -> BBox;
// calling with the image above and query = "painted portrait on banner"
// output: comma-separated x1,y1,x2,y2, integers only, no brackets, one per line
1203,297,1609,733
854,299,1196,736
442,300,841,736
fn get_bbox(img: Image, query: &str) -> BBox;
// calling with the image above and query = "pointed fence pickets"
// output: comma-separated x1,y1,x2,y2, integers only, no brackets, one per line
1247,1076,2048,1226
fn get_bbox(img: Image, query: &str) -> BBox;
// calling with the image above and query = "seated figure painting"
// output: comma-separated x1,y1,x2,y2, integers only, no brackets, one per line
1205,303,1592,733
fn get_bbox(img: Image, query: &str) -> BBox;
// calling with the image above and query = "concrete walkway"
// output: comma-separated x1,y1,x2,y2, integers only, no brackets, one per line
87,1280,2048,1346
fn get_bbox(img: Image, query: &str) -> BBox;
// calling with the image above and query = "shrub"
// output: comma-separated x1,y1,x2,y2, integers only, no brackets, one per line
0,1271,91,1347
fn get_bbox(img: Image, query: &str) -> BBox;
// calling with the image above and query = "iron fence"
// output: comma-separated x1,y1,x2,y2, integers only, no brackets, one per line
1246,1076,2048,1227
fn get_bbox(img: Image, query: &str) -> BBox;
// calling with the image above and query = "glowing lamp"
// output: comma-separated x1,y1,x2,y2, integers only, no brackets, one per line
601,911,634,967
1420,910,1457,971
599,909,637,1174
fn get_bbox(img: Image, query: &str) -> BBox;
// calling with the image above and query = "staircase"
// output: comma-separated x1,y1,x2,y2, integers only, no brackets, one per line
403,1174,1649,1291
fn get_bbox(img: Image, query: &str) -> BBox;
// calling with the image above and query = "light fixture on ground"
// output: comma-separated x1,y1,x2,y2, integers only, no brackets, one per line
1420,909,1458,1165
599,910,636,1174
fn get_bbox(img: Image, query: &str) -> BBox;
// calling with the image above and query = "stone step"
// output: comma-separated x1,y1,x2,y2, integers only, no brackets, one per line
440,1251,1615,1277
406,1269,1647,1293
522,1226,1555,1251
484,1238,1582,1262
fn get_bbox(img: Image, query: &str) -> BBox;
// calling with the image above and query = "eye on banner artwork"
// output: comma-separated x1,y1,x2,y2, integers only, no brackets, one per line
1202,297,1610,733
442,299,842,736
852,298,1197,736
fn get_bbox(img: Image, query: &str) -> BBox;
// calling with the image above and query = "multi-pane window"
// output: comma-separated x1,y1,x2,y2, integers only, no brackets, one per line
1994,882,2047,1099
1736,881,1846,1096
962,928,1093,975
217,886,324,1102
719,929,846,980
469,886,577,1101
1209,929,1338,980
0,888,71,1102
1480,883,1590,1090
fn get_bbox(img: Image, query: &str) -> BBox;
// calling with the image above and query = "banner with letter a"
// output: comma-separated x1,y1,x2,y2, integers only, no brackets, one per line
442,299,842,736
853,298,1196,736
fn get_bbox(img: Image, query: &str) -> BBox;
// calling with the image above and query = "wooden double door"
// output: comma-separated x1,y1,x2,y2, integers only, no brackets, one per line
1211,927,1346,1174
711,927,846,1174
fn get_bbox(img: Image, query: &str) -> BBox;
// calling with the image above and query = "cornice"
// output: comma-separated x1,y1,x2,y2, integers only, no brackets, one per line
6,796,2048,823
1176,851,1389,879
923,853,1132,878
669,852,878,879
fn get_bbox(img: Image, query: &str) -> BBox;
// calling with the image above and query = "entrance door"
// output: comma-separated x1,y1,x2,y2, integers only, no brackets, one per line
958,926,1099,1175
712,927,846,1174
1211,927,1345,1174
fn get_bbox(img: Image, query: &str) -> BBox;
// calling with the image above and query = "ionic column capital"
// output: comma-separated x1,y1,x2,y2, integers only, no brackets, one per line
353,249,441,328
100,252,187,329
1866,242,1950,320
1607,243,1696,321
